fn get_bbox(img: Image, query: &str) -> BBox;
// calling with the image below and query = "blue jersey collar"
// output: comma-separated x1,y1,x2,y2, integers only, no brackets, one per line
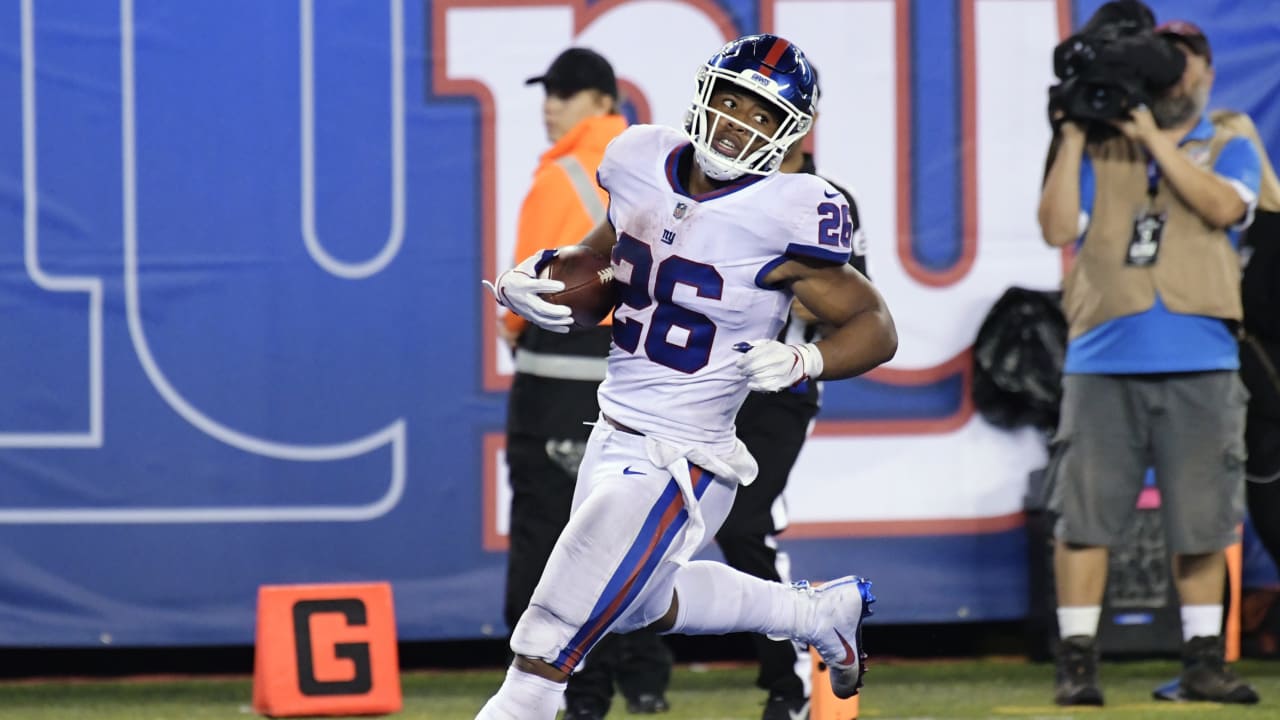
665,144,767,201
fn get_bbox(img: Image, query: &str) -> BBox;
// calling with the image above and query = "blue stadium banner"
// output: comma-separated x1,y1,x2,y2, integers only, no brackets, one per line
0,0,1276,646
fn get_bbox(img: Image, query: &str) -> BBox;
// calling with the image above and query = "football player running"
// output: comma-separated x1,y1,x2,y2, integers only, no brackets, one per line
480,34,897,720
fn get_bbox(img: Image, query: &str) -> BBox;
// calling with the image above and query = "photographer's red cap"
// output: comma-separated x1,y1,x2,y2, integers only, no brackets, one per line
1157,20,1212,65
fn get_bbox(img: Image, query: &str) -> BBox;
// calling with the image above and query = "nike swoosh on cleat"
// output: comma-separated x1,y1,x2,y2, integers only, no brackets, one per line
833,627,856,666
789,705,808,720
622,466,645,476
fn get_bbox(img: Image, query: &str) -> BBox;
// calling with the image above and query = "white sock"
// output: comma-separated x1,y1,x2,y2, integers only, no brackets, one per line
1057,606,1101,639
475,665,565,720
666,560,808,639
1181,604,1223,642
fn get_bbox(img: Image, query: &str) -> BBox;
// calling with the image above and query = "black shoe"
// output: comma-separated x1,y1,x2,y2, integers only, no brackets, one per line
625,693,670,714
762,694,809,720
1053,635,1104,706
1180,635,1260,704
563,701,608,720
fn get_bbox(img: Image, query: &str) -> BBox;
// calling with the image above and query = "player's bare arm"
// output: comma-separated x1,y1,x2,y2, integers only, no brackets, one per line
577,218,618,257
788,296,820,326
765,257,897,379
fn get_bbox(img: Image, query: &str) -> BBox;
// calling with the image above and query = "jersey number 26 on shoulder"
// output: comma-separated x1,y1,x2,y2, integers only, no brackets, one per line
817,201,853,248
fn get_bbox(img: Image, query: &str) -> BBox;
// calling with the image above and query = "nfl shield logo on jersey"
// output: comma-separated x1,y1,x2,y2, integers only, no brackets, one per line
673,202,688,220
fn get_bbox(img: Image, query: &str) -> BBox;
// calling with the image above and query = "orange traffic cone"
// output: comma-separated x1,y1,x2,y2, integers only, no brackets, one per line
809,647,860,720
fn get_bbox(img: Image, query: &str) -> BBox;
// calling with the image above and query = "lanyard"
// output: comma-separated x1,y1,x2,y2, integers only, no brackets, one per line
1146,156,1160,199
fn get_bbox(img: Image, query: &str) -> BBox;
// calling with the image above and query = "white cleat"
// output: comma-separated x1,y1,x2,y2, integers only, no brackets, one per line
801,576,875,699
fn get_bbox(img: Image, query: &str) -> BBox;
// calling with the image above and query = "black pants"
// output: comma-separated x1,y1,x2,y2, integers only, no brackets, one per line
504,433,671,712
1248,480,1280,568
1242,335,1280,571
717,390,819,700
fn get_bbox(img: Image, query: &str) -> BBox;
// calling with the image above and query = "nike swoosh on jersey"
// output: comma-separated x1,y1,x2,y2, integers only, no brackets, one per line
622,466,645,476
823,190,840,198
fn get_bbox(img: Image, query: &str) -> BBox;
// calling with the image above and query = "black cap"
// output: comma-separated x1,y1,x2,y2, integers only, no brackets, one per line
525,47,617,99
1157,19,1212,65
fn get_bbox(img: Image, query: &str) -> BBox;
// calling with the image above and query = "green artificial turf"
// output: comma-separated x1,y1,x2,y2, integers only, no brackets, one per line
0,658,1278,719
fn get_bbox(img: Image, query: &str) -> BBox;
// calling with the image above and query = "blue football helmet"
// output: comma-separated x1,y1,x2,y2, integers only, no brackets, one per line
684,34,818,181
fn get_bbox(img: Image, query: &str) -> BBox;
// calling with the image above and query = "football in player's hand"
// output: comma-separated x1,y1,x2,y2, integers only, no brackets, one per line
540,245,617,329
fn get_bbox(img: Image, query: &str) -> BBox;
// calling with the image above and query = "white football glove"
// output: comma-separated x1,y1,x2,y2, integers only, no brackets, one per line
735,339,824,392
481,250,573,334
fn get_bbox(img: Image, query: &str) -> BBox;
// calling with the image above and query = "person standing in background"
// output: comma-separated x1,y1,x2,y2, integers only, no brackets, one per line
718,135,869,720
1211,109,1280,512
1038,20,1260,706
500,47,672,719
1150,106,1280,703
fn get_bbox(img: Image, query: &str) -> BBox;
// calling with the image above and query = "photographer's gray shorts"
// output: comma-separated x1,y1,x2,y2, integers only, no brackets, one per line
1048,371,1248,554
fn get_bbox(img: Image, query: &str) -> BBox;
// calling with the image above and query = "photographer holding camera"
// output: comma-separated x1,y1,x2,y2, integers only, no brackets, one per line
1039,11,1262,707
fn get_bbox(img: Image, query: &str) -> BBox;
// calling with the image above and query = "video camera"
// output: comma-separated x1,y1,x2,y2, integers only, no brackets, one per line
1048,0,1185,126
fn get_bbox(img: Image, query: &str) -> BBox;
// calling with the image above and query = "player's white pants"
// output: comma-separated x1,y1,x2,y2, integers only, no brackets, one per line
509,420,737,672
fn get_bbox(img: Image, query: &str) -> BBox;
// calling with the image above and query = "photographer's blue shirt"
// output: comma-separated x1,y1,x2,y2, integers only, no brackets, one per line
1066,116,1262,375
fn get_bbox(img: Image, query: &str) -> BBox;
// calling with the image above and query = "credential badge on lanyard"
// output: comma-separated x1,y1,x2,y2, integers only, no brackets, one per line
1127,158,1165,267
1128,211,1166,266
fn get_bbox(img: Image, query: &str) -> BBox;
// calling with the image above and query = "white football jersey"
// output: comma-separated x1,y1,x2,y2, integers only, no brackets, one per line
596,125,853,449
